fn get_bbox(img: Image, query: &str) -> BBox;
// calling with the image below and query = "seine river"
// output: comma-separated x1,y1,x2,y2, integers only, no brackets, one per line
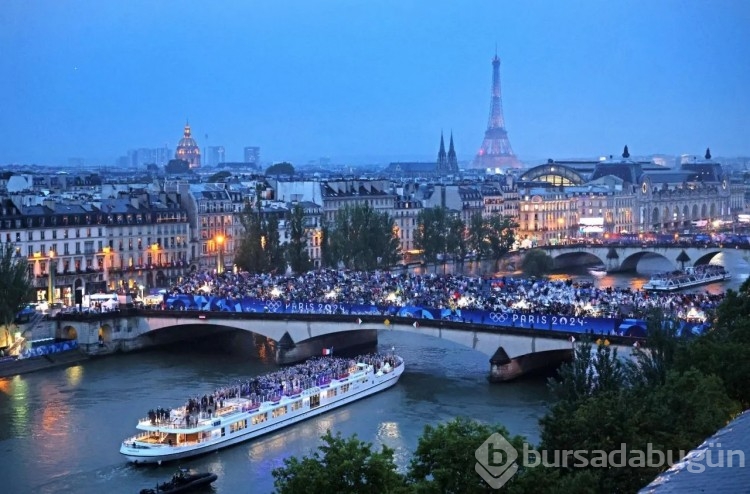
1,253,747,493
0,331,550,494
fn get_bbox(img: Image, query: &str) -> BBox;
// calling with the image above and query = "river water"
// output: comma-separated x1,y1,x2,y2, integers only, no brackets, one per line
2,253,747,493
0,331,550,494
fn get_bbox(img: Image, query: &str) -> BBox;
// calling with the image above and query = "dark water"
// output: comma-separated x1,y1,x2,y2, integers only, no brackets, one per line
0,331,549,494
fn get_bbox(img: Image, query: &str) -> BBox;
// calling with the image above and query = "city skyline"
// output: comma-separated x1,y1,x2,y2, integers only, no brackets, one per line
1,0,749,166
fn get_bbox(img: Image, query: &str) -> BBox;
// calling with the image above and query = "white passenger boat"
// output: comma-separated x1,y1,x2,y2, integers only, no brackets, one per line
120,354,404,464
643,265,731,292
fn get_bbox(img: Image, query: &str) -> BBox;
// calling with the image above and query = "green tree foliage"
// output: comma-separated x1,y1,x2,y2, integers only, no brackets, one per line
467,212,487,260
520,249,554,277
407,417,525,494
0,243,32,336
235,188,286,274
414,207,448,265
207,171,232,183
445,216,467,266
673,285,750,408
486,216,517,261
285,204,312,273
272,430,406,494
325,204,400,270
266,162,295,176
165,159,191,174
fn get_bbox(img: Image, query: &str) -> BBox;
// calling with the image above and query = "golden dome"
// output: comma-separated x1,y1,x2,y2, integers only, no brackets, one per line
175,121,201,168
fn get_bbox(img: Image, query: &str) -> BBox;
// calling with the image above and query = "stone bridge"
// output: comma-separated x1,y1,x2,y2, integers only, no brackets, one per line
52,310,639,382
538,245,750,273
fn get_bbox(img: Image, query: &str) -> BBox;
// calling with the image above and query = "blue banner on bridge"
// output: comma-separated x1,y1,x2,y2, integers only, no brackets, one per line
161,293,641,336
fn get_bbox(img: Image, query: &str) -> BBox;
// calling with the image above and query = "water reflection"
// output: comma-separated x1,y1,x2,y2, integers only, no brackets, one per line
65,365,83,387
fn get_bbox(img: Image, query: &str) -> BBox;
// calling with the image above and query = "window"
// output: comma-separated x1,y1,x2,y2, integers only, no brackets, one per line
251,413,268,425
310,394,321,408
326,388,337,399
291,400,303,411
340,383,350,393
272,406,288,418
230,419,247,433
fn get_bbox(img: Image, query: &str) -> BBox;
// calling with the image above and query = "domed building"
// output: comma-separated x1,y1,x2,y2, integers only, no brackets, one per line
175,122,201,169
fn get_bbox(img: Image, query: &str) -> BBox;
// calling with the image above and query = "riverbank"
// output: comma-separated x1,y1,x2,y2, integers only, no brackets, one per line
0,349,89,378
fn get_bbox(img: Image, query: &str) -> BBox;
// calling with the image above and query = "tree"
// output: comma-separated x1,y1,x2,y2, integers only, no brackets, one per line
264,214,287,273
445,215,467,268
165,159,191,174
0,243,32,345
272,430,406,494
326,204,400,270
208,171,232,183
467,212,488,261
266,162,295,176
486,216,516,262
285,204,312,273
235,186,287,274
414,207,448,266
520,249,553,277
408,417,526,494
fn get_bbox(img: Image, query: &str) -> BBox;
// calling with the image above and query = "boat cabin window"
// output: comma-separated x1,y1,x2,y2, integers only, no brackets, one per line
291,399,303,411
310,394,321,408
326,388,338,399
252,412,268,425
272,406,288,418
340,383,350,393
230,419,248,433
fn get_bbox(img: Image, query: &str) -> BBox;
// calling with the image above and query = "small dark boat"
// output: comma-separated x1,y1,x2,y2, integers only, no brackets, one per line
139,468,218,494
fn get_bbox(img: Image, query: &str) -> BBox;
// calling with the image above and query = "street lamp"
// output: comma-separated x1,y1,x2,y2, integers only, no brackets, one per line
48,250,56,304
138,284,145,302
215,234,225,274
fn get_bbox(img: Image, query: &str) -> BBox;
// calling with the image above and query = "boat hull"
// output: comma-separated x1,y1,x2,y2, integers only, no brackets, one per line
121,362,403,464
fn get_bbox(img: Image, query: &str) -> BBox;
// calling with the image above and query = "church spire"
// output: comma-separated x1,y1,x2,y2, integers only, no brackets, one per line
437,131,447,172
447,132,458,172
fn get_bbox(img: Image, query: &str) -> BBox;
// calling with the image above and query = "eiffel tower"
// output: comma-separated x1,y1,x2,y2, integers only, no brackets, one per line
472,51,521,170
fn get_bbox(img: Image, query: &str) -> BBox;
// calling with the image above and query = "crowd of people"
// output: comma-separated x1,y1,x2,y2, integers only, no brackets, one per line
164,269,725,321
147,353,399,429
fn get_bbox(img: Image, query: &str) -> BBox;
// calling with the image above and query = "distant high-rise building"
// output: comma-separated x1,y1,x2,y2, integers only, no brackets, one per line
244,146,260,166
472,51,521,170
175,122,201,169
207,146,226,167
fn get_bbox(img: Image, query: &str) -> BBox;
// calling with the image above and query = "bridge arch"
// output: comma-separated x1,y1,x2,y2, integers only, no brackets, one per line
619,251,674,272
99,323,113,343
551,251,606,269
60,325,78,340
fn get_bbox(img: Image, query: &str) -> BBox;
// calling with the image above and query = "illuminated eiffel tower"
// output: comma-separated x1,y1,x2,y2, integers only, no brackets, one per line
472,51,521,170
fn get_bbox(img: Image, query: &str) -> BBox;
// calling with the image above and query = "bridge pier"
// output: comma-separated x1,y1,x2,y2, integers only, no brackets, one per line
489,347,574,382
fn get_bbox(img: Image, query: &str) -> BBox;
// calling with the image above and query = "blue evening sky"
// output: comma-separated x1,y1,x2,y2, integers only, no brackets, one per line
1,0,749,166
